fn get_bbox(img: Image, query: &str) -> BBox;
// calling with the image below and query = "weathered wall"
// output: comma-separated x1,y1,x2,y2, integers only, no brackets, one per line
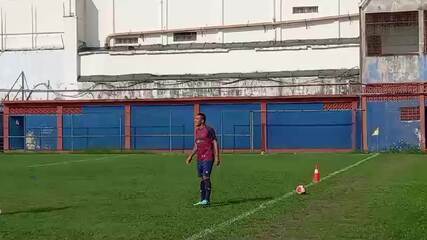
367,99,421,151
80,45,359,76
363,56,427,83
361,0,427,84
363,0,420,13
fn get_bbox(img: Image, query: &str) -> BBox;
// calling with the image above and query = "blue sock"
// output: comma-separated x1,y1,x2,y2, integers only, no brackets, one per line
200,180,206,201
204,179,212,202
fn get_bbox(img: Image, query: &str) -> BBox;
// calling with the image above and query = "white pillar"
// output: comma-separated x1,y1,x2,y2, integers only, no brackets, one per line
63,15,79,91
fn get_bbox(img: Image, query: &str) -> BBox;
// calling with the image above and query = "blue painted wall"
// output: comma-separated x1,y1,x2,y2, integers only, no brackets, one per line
200,104,261,149
132,105,194,150
367,100,420,151
26,115,57,150
267,103,353,149
356,111,363,150
9,116,25,150
63,106,125,150
9,115,57,150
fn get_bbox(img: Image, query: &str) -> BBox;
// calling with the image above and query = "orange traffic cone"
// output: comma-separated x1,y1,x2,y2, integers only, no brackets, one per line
313,164,320,183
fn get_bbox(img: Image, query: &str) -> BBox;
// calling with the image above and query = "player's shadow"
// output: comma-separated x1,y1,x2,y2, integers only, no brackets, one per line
1,206,73,216
210,197,273,208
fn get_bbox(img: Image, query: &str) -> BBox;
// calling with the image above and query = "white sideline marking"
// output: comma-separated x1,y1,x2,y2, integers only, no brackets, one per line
185,153,380,240
27,155,130,168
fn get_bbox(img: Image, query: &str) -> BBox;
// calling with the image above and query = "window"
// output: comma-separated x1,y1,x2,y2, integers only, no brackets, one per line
400,107,420,121
293,6,318,14
366,11,419,56
173,32,197,42
115,37,139,45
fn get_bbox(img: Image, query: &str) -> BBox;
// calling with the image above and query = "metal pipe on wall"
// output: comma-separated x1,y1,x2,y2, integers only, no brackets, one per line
113,0,116,33
280,0,283,41
3,12,5,50
160,0,164,44
35,7,38,49
221,0,225,43
1,8,4,51
166,0,169,44
273,0,277,41
31,5,34,49
338,0,341,38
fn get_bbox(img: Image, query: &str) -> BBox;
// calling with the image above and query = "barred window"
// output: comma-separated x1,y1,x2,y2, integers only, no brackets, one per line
173,32,197,42
366,11,419,56
400,107,420,121
115,37,139,45
293,6,318,14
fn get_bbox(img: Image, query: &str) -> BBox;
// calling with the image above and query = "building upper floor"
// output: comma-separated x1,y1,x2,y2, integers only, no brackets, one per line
361,0,427,84
0,0,360,51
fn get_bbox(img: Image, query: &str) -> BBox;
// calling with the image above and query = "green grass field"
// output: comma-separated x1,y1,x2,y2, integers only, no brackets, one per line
0,152,426,240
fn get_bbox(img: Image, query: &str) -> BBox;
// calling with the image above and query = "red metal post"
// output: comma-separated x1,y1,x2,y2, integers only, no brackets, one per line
361,96,368,152
125,104,132,150
420,95,426,152
3,106,9,151
261,101,268,152
352,101,358,151
57,106,63,151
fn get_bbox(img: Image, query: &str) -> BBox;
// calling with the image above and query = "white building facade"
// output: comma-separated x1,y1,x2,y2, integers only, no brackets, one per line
0,0,361,100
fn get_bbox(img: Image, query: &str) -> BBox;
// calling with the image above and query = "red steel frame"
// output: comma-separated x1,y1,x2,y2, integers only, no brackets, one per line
420,95,426,152
57,106,63,151
124,104,132,150
352,101,358,151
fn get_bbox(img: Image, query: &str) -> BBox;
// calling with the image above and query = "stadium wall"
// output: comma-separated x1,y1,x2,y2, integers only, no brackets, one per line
3,96,366,152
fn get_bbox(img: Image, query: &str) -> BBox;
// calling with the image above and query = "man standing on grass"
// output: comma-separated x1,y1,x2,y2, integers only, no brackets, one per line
186,113,220,207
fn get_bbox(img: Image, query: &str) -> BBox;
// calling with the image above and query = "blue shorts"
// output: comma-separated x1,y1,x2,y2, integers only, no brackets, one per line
197,160,214,178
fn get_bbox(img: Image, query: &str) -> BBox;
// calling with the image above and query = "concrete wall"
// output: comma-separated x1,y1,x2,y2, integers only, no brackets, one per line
80,45,360,76
0,0,68,50
363,55,427,83
0,0,78,100
83,0,359,47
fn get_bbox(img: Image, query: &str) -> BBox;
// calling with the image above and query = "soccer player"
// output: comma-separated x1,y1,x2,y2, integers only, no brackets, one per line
186,113,220,207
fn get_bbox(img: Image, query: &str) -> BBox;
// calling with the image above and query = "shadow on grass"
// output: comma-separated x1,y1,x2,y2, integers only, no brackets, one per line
210,197,273,208
1,206,74,216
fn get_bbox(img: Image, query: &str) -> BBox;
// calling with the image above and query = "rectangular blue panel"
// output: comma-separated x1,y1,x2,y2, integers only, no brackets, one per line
267,103,353,149
63,106,125,150
367,101,420,151
10,115,57,150
9,116,25,150
26,115,57,150
200,104,261,150
356,111,362,150
132,105,194,150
